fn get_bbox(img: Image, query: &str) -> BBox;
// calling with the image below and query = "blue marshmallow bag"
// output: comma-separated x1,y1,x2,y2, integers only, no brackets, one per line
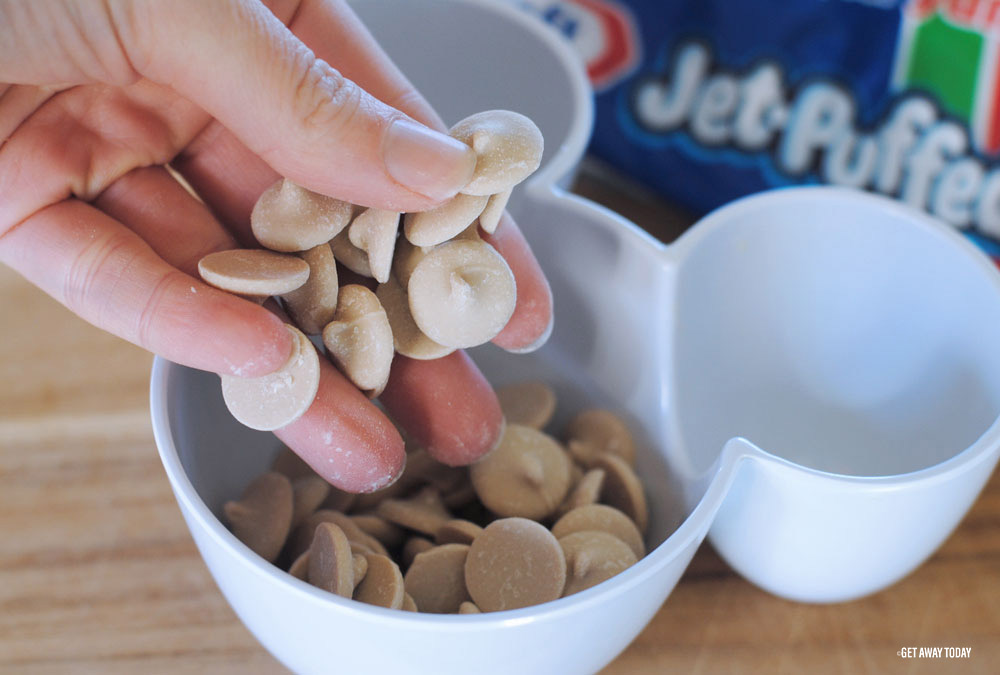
512,0,1000,264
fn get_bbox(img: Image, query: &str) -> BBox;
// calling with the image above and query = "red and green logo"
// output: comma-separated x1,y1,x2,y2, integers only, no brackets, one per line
895,0,1000,155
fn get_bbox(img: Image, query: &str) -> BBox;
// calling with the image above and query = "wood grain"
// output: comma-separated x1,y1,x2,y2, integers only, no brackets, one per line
1,163,998,673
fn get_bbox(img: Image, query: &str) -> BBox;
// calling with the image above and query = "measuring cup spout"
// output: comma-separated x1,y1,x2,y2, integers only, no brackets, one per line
703,434,999,603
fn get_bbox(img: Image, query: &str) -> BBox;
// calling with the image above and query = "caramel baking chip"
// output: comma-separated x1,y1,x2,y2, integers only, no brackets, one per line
376,274,455,360
555,468,605,519
322,284,394,396
594,454,648,534
281,243,339,335
552,504,645,559
220,324,320,431
199,249,310,296
496,380,557,430
558,530,637,596
435,519,484,546
566,409,636,467
402,537,435,570
251,179,352,252
404,544,472,614
376,488,452,537
450,110,543,196
288,550,310,581
404,193,489,247
469,424,571,520
308,522,355,597
464,518,566,612
407,240,516,349
352,514,406,549
290,475,331,528
354,554,405,609
223,472,293,563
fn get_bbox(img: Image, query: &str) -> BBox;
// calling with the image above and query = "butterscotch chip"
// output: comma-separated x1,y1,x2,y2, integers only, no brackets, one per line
251,179,352,252
566,409,636,467
350,540,377,556
552,504,644,559
458,601,481,614
403,449,468,494
556,469,605,519
403,193,489,247
559,530,637,596
291,475,331,527
435,519,483,545
220,324,320,431
288,550,310,581
281,243,339,335
402,593,418,612
351,514,405,548
496,381,557,429
348,208,399,283
271,446,316,480
329,228,373,278
465,518,565,612
478,188,511,234
407,240,517,349
442,483,477,510
352,553,369,587
354,554,405,609
223,472,293,563
288,509,385,561
453,222,484,242
402,537,434,569
469,424,571,520
198,249,310,296
391,237,429,288
319,486,357,513
594,454,648,534
308,522,355,597
322,285,394,395
376,275,454,360
287,509,338,561
449,110,544,196
404,544,472,613
376,488,452,537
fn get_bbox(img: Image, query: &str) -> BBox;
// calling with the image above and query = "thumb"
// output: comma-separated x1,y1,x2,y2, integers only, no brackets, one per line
0,0,475,210
129,0,476,209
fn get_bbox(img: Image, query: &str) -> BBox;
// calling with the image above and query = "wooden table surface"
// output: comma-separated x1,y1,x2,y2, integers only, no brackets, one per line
2,162,998,674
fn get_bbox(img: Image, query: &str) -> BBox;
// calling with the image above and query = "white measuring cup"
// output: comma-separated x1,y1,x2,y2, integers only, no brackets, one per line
368,0,1000,602
149,0,1000,671
487,183,1000,604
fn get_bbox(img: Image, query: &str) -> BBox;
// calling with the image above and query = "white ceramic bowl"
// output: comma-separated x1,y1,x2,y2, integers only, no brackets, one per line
150,0,1000,672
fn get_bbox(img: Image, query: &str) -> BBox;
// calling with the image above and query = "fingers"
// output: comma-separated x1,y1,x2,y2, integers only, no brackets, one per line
274,356,406,493
94,165,238,275
270,0,443,129
0,198,292,377
483,213,554,352
93,167,405,491
379,351,504,467
121,0,473,209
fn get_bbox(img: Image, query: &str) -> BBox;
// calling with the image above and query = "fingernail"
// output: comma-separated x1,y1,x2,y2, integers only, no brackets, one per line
383,118,476,201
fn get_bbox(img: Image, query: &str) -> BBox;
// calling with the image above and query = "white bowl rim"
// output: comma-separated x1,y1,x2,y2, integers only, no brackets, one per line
665,185,1000,488
147,0,704,628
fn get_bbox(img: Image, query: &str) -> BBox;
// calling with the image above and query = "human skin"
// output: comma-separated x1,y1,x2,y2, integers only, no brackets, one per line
0,0,553,491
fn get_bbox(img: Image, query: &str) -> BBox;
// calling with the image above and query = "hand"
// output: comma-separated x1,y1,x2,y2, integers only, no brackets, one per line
0,0,553,491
